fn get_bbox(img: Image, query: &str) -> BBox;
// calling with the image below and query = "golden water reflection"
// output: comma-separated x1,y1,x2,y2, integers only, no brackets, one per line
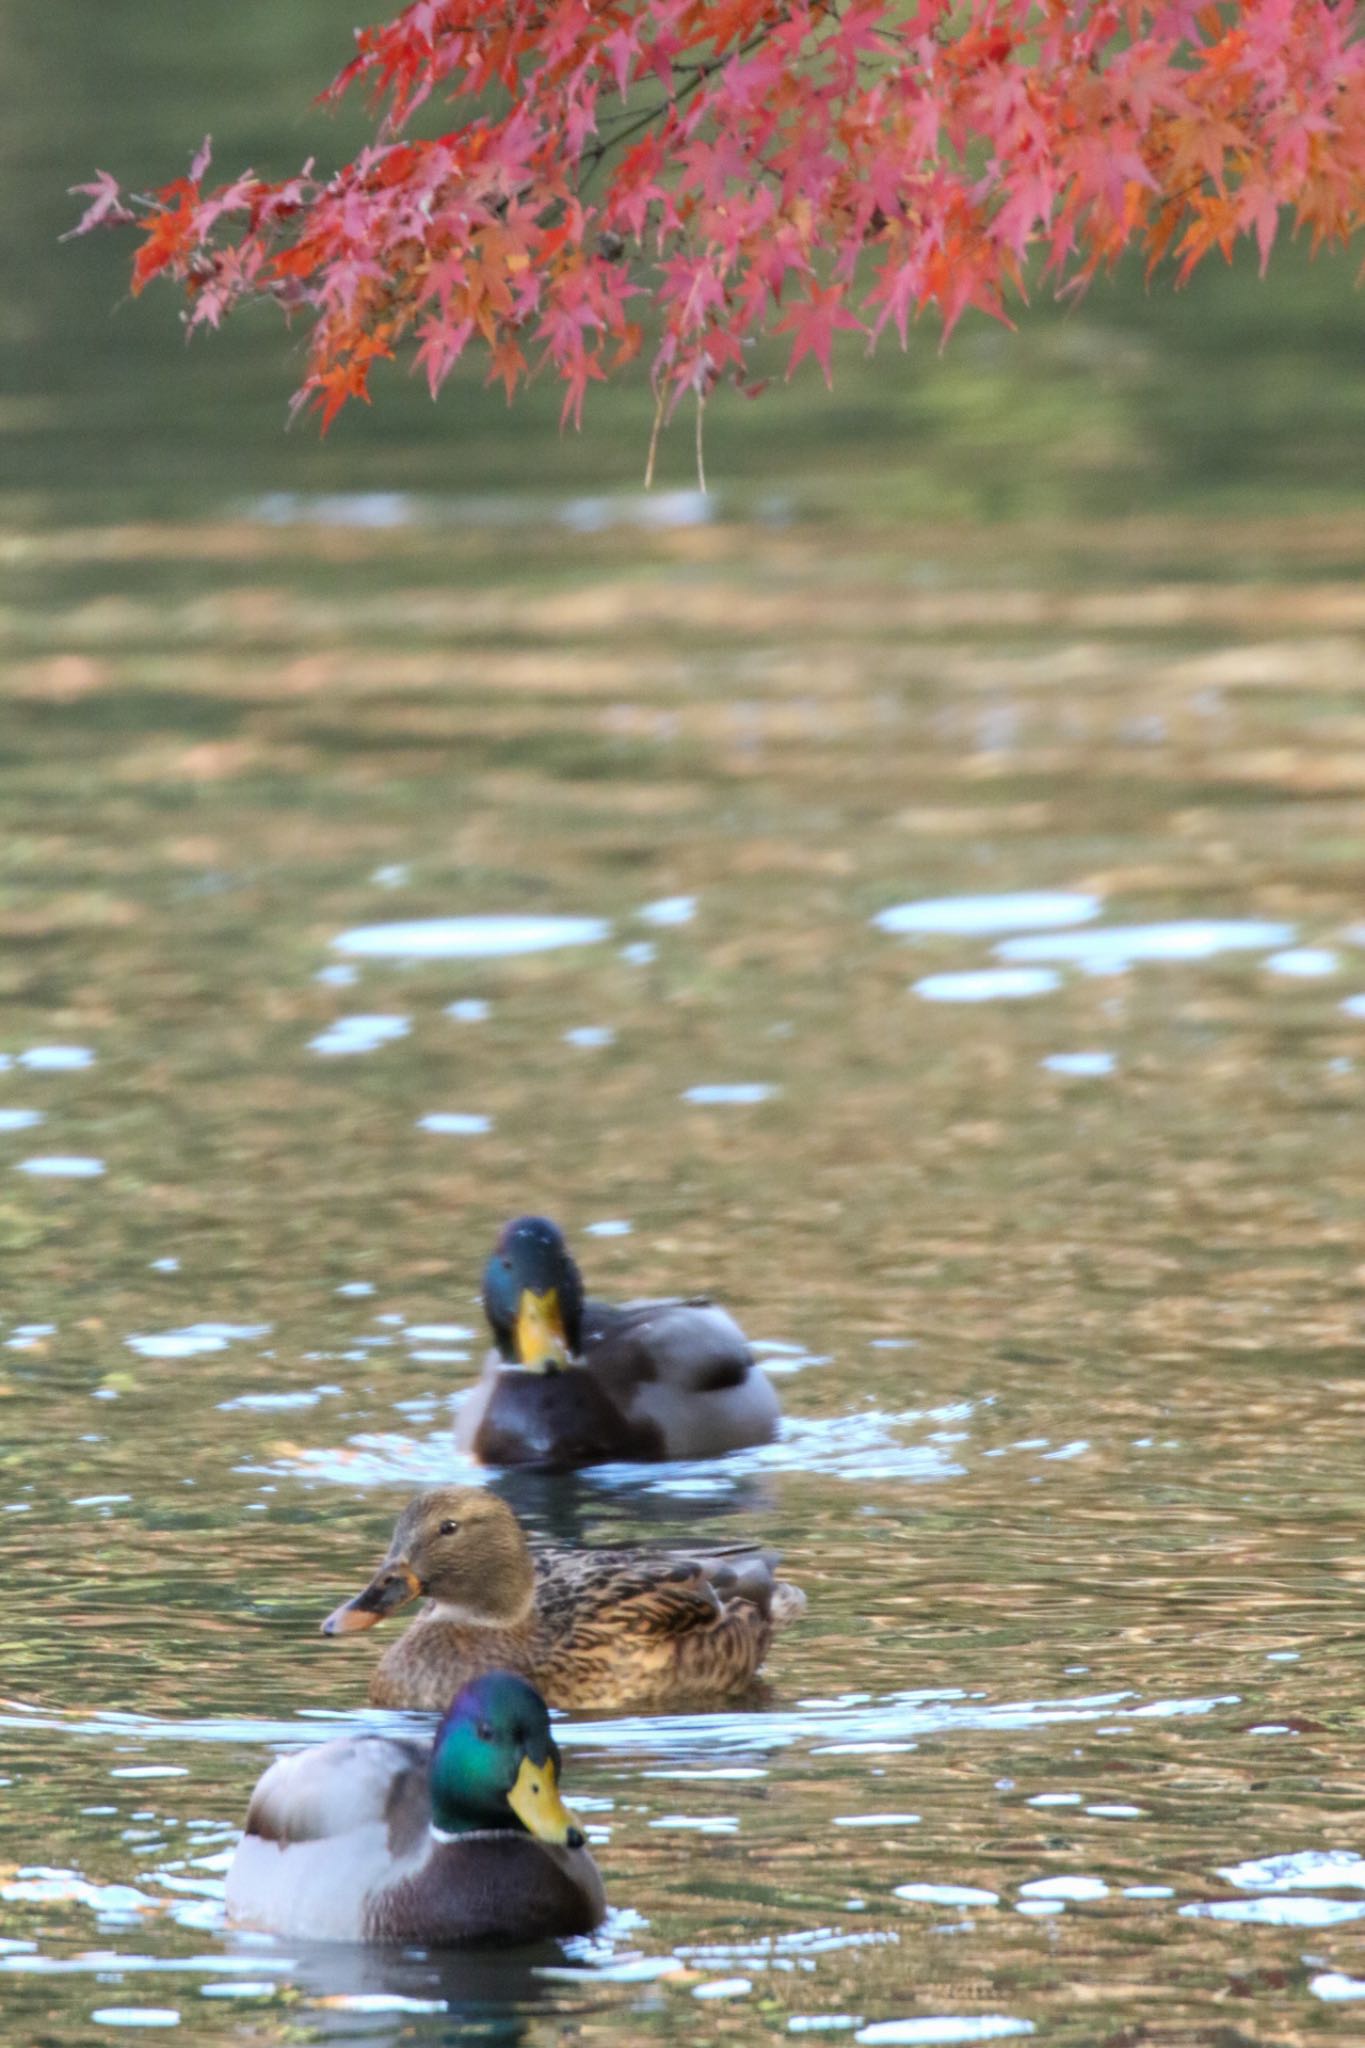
2,513,1365,2043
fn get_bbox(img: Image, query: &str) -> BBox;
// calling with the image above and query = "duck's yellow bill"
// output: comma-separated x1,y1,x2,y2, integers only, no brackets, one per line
514,1287,568,1370
507,1754,580,1846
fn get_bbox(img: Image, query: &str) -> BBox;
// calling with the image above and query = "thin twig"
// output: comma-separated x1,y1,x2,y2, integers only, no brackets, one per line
644,384,666,487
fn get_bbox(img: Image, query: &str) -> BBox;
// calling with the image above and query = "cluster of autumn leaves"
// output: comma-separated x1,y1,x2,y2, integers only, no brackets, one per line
71,1,1365,434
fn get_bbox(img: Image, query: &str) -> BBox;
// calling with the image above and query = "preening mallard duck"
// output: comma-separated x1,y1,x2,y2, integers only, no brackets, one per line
323,1485,806,1712
224,1671,605,1946
456,1214,781,1469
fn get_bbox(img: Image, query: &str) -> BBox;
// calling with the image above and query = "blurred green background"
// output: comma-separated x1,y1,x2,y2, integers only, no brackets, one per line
6,0,1365,530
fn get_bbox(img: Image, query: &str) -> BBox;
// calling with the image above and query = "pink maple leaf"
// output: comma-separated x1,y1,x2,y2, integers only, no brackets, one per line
774,280,864,384
63,170,135,240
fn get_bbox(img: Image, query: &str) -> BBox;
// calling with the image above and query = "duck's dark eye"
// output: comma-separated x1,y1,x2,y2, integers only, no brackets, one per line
438,1519,459,1537
477,1720,493,1742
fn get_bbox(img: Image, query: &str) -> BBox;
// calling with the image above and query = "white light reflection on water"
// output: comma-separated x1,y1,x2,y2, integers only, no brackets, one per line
648,1813,738,1833
1217,1849,1365,1890
856,2023,1033,2045
199,1983,284,1999
1312,1973,1365,2002
535,1952,680,1986
638,895,697,926
89,2010,181,2030
0,1870,160,1919
749,1340,832,1376
19,1046,96,1070
249,487,714,533
1264,947,1339,977
874,892,1100,937
1181,1897,1365,1926
1017,1875,1108,1902
308,1015,409,1056
682,1083,778,1104
996,919,1294,974
252,490,416,529
833,1813,921,1828
894,1884,999,1907
0,1684,1242,1762
253,1404,976,1491
913,970,1060,1004
333,915,610,959
216,1386,341,1413
16,1156,105,1178
563,489,711,533
126,1325,269,1361
0,1951,294,1980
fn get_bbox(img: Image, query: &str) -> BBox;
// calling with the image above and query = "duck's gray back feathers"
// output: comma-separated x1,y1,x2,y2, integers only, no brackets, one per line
243,1735,426,1847
457,1289,780,1470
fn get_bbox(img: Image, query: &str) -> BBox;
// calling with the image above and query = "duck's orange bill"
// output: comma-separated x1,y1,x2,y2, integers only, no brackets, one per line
514,1287,568,1370
506,1754,582,1847
321,1560,423,1636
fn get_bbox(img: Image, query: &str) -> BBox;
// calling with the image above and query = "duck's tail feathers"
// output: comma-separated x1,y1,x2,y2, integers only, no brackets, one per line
701,1550,806,1625
769,1578,807,1627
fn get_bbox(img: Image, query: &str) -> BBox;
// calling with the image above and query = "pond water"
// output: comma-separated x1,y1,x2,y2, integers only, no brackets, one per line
4,506,1365,2045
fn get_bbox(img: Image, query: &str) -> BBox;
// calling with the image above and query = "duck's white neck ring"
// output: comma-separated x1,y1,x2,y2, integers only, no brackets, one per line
426,1590,535,1627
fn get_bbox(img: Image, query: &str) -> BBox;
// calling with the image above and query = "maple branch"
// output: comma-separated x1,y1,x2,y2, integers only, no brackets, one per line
577,25,779,185
72,0,1365,436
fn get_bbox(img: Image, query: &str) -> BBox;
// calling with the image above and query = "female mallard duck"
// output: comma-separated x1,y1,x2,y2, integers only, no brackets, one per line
456,1214,781,1470
323,1484,806,1712
225,1670,605,1946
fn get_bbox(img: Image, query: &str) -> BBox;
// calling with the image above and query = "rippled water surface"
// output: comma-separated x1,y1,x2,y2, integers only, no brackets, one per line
5,510,1365,2047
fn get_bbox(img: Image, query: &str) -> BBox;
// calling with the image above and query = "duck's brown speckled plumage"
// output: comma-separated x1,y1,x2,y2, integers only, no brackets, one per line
324,1487,806,1713
370,1545,799,1712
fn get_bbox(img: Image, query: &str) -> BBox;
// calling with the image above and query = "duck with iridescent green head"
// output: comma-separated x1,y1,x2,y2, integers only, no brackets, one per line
457,1214,781,1470
224,1671,605,1945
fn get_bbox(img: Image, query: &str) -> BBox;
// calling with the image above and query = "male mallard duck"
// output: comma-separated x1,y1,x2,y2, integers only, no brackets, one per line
323,1484,806,1711
224,1670,605,1946
456,1214,781,1469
